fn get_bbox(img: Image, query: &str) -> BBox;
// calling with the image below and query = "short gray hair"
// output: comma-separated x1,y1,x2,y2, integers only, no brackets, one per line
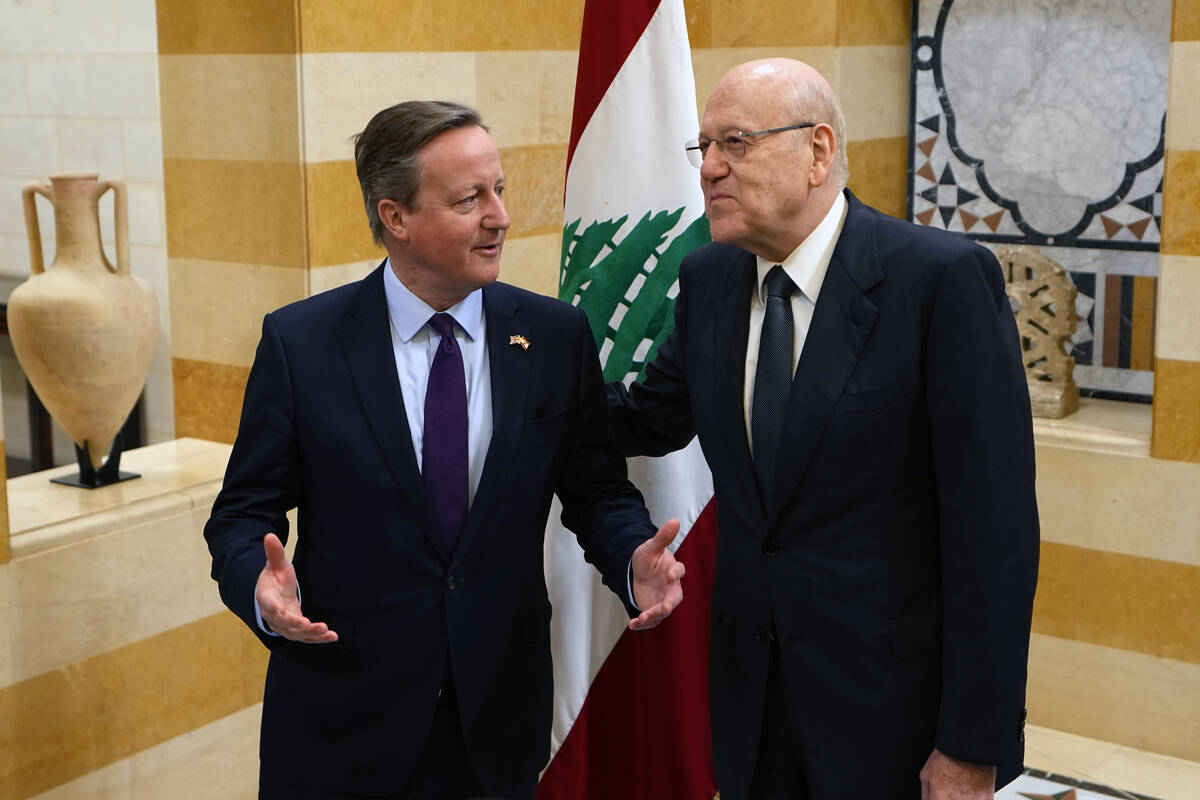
788,75,850,187
353,100,485,245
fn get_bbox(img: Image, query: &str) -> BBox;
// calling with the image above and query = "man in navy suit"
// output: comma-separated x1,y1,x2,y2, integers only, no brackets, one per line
608,59,1040,799
205,101,685,800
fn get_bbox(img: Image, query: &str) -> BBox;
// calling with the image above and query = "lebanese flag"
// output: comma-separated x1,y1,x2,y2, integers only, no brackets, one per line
537,1,717,798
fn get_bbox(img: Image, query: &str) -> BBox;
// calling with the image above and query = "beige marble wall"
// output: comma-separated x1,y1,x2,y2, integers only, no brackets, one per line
1153,2,1200,463
0,0,174,459
0,439,270,800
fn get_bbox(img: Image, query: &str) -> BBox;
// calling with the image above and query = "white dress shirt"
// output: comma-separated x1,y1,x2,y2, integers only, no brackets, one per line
383,260,493,506
743,191,848,454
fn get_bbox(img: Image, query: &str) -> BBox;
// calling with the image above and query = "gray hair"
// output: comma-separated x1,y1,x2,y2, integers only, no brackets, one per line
788,74,850,187
353,100,486,245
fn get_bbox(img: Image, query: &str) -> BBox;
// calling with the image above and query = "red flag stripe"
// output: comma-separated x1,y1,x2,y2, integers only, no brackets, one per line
536,500,719,800
565,0,663,173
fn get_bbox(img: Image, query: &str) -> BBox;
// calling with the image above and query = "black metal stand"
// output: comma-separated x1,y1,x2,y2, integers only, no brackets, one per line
50,433,140,489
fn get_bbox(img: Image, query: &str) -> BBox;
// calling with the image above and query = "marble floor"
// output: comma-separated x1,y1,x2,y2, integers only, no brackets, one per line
28,710,1200,800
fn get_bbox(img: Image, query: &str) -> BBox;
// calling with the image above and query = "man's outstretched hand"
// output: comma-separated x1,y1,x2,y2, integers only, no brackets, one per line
255,533,338,643
629,518,685,631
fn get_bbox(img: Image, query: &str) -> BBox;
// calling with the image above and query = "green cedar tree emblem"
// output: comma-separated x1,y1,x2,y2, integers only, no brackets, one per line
560,208,709,383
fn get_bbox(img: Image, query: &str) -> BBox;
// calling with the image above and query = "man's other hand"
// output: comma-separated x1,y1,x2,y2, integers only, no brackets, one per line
629,518,685,631
255,532,338,643
920,747,996,800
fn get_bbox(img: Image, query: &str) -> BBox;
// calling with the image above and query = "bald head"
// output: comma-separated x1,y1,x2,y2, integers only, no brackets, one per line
696,59,849,261
709,59,849,186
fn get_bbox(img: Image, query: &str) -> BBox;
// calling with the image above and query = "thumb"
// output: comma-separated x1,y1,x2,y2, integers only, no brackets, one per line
652,518,681,550
263,533,289,571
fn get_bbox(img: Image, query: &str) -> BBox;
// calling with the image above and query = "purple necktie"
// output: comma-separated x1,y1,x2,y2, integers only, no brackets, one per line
423,313,468,554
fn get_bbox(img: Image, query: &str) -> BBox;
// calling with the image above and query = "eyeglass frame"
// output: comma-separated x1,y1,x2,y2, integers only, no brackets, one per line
684,123,817,168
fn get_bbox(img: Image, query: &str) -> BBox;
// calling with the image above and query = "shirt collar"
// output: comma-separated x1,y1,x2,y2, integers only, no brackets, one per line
382,259,484,343
755,190,848,304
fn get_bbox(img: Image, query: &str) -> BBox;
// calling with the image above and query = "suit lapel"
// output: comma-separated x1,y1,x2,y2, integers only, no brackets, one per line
453,283,531,561
339,262,445,559
766,192,883,524
715,252,767,525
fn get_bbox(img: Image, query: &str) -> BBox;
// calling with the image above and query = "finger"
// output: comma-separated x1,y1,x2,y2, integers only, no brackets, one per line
263,532,289,571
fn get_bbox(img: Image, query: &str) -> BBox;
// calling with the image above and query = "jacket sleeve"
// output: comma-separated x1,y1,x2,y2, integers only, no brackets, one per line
557,305,658,617
203,313,302,650
605,259,699,457
924,243,1040,769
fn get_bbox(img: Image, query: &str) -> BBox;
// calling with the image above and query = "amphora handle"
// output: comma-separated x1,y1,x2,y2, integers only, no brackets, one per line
22,182,52,275
96,179,130,274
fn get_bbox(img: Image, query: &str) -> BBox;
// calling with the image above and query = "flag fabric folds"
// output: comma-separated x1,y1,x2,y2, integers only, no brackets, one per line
537,1,718,797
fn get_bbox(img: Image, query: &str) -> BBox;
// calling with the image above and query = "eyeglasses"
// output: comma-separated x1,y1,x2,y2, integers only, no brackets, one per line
684,123,816,168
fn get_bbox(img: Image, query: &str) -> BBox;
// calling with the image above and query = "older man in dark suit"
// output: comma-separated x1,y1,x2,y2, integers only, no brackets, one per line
205,100,685,800
608,59,1040,800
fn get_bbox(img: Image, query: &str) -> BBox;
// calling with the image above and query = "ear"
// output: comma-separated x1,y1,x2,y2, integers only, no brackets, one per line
378,198,409,243
809,123,836,186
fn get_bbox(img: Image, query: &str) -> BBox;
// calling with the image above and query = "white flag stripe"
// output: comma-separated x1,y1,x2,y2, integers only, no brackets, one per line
545,0,714,765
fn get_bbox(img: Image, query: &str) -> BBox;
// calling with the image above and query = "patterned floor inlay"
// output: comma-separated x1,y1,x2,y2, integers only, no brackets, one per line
998,768,1163,800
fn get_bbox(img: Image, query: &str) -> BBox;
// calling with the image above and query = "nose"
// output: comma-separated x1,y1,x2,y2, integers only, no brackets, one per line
699,145,729,181
485,191,511,231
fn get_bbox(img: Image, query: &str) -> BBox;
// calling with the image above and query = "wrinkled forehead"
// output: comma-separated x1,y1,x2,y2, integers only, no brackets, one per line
701,74,792,136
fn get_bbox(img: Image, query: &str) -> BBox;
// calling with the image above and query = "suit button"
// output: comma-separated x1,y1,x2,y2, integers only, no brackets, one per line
763,539,780,557
443,576,458,590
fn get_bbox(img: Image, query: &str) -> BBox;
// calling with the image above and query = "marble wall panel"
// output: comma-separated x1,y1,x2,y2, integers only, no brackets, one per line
837,0,911,46
910,0,1171,403
1151,358,1200,461
847,137,917,220
299,52,477,165
1167,42,1200,150
6,503,222,684
1033,542,1200,664
23,56,88,117
169,260,307,367
28,705,262,800
475,51,577,149
501,144,569,239
171,358,251,445
706,0,837,48
155,0,298,55
1157,254,1200,362
1175,0,1200,40
305,159,381,268
298,0,584,53
1027,633,1200,761
1162,149,1200,256
838,46,910,141
500,232,563,299
0,57,26,115
0,613,266,799
309,260,380,297
158,55,301,163
162,158,306,268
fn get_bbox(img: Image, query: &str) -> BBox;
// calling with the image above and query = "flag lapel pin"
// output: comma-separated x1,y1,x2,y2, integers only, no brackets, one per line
509,334,530,350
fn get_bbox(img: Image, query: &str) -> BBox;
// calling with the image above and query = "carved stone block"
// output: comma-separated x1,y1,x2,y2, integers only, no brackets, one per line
994,244,1080,419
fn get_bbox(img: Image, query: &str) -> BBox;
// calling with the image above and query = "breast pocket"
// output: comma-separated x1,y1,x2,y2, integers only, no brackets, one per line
832,377,919,417
518,408,565,448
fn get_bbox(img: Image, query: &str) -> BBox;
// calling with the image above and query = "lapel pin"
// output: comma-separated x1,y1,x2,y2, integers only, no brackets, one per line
509,334,530,350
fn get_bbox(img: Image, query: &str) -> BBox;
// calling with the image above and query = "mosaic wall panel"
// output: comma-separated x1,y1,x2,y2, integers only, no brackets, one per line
908,0,1171,401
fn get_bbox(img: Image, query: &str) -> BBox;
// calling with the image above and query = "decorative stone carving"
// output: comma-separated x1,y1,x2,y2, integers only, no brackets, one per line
14,173,158,483
994,244,1080,418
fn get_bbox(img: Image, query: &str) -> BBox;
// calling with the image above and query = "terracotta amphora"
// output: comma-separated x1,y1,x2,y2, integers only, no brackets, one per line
13,173,158,470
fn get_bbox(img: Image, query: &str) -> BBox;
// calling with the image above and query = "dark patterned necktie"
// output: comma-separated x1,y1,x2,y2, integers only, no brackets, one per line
751,265,796,501
423,312,468,554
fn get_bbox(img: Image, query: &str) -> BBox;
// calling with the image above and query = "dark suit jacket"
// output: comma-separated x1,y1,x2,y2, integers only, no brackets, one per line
608,191,1040,799
205,264,654,796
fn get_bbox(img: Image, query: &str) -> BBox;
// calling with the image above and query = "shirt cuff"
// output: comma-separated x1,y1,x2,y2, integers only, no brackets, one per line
627,558,641,612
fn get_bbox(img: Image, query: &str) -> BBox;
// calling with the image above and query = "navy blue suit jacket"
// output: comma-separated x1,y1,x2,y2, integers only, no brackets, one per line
608,192,1040,799
206,264,654,795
